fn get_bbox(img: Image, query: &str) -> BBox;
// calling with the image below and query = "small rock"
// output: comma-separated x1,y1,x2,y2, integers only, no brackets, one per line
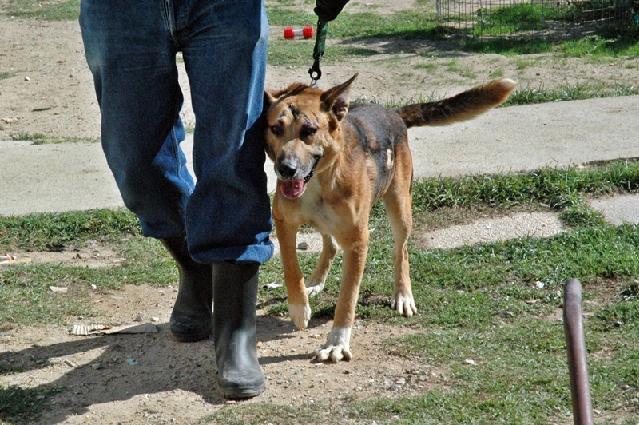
49,286,68,294
464,358,477,365
90,284,97,290
151,317,160,322
64,359,78,368
91,362,102,370
24,76,31,81
535,281,545,289
297,241,309,250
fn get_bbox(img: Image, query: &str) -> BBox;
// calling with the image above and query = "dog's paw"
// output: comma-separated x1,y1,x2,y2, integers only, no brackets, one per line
315,344,352,363
288,303,311,330
314,327,352,363
391,291,417,317
304,280,325,297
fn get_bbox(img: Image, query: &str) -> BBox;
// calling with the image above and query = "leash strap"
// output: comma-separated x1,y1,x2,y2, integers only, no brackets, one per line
308,19,328,86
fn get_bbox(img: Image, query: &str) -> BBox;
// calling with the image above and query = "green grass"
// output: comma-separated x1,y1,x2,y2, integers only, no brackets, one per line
503,83,639,106
0,208,140,251
474,3,577,36
209,161,639,423
6,0,80,21
0,72,15,81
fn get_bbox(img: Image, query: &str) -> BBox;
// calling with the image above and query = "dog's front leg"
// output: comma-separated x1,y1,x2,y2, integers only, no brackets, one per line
315,232,368,362
275,218,311,330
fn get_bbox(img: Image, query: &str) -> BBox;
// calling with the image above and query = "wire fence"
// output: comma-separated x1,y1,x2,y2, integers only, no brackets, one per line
435,0,637,39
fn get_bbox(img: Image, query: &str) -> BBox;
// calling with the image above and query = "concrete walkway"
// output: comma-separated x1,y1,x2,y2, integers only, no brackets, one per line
1,95,639,216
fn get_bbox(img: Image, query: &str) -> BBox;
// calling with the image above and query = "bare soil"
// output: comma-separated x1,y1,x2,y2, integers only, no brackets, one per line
1,12,638,141
1,280,442,424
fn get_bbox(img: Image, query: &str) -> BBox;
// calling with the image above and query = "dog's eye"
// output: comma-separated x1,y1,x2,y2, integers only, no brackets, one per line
300,125,317,140
270,124,284,137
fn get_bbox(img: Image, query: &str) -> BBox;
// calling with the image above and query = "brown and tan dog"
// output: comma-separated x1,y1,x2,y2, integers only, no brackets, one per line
264,76,515,362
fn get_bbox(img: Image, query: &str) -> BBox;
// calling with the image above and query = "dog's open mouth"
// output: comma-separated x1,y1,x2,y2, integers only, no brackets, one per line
279,160,317,200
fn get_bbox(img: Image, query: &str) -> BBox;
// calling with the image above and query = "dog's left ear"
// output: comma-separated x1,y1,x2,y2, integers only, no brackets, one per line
321,73,357,121
264,90,276,107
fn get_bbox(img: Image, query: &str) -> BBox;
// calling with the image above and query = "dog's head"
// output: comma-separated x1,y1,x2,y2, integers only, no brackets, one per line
264,74,357,200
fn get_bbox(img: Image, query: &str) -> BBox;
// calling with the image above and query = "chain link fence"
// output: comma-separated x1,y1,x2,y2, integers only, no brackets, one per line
435,0,637,38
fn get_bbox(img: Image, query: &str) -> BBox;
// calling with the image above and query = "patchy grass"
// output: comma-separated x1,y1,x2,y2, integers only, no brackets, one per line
488,67,504,78
3,160,639,421
268,39,377,66
0,72,15,81
503,83,639,106
5,0,80,21
0,208,140,251
474,3,576,36
9,132,98,145
0,385,60,424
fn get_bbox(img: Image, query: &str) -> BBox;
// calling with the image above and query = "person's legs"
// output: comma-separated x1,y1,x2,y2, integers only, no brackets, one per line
180,0,273,264
80,0,212,341
176,0,272,398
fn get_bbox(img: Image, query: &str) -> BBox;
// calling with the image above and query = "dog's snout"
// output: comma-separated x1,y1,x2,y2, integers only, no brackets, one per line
277,160,297,179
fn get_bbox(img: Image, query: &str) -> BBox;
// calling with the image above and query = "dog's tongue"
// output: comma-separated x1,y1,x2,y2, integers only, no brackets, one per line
281,179,306,199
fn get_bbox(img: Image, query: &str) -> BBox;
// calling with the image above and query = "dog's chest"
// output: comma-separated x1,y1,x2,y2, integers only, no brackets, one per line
298,182,341,235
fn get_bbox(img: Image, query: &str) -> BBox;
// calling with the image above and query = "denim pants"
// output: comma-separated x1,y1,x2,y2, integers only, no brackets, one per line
80,0,273,264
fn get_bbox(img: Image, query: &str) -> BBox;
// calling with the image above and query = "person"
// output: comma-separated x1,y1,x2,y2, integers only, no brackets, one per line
79,0,348,399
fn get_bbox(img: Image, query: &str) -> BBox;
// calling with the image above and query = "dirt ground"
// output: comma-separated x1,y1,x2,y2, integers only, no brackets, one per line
1,10,638,141
1,279,439,424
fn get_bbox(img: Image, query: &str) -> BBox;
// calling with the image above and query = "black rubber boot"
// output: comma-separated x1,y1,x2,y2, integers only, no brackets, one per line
162,237,213,342
213,262,265,399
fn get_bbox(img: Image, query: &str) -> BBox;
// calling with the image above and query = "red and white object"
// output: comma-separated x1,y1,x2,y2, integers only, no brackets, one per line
283,26,313,39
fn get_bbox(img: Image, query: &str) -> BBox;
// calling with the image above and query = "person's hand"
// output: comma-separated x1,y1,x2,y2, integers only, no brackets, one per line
314,0,349,22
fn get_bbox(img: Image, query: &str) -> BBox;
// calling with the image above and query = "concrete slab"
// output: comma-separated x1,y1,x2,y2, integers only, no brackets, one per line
2,95,639,216
0,141,123,216
408,96,639,178
418,212,565,249
270,231,326,258
589,194,639,225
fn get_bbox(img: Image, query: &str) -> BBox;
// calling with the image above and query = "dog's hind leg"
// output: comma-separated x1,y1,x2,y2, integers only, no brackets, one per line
306,234,337,297
382,144,417,318
275,218,311,330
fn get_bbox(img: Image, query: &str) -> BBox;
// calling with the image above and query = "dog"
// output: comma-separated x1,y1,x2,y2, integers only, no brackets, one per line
264,76,515,362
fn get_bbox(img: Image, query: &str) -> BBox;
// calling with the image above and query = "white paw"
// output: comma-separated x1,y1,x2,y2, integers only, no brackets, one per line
288,303,311,330
304,280,325,297
314,327,352,363
391,291,417,317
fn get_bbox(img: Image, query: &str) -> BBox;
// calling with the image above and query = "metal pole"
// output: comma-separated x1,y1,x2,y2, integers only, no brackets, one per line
563,278,594,425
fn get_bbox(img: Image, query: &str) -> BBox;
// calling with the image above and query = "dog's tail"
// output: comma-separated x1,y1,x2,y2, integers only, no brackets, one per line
396,78,516,128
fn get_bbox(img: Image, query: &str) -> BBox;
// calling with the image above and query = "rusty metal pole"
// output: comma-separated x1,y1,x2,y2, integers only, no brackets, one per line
563,278,594,425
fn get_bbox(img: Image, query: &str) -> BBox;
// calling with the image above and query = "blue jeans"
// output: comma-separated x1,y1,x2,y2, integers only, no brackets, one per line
80,0,273,264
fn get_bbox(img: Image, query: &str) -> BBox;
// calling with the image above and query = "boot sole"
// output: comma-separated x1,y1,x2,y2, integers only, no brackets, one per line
217,379,265,399
170,326,212,343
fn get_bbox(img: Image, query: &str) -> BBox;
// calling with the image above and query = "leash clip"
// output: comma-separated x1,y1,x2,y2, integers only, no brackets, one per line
308,58,322,87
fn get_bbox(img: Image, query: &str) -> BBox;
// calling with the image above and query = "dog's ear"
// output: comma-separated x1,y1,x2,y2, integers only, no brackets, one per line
320,73,357,121
264,90,277,109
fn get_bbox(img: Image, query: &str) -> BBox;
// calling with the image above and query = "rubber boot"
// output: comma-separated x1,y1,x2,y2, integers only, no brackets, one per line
213,262,265,399
162,237,213,342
